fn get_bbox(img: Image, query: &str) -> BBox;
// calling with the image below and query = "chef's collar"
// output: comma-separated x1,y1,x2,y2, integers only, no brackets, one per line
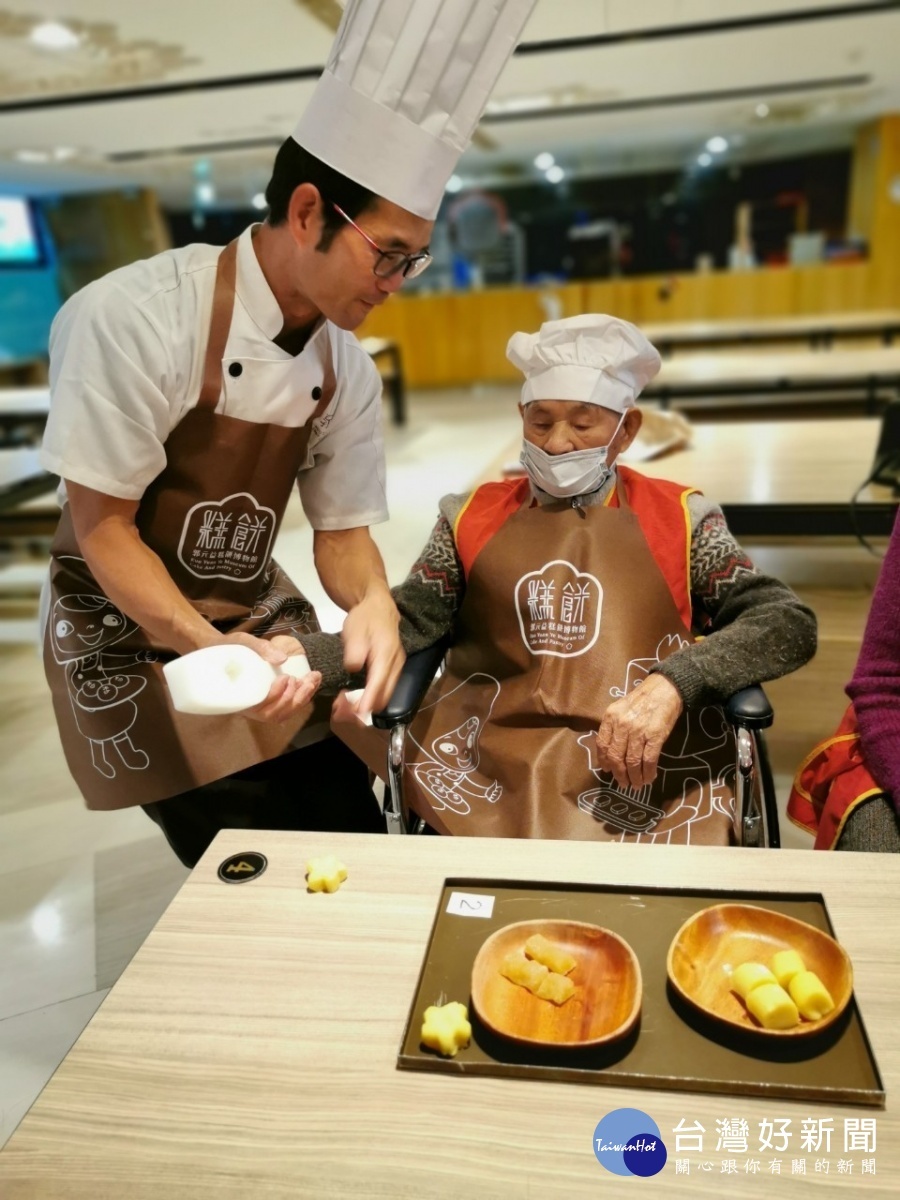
236,224,325,348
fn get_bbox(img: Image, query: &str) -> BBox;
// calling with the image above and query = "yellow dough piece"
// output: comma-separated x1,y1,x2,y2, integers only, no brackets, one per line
771,949,807,989
421,1001,471,1057
524,934,577,976
730,961,778,1000
745,982,800,1030
305,855,348,893
500,952,549,992
535,972,576,1006
788,971,835,1021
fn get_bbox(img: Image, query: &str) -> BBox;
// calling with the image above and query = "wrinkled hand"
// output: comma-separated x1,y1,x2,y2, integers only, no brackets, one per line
224,632,322,724
341,587,404,716
595,673,684,789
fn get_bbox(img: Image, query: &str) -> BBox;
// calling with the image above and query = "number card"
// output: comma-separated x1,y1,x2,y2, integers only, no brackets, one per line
446,891,495,919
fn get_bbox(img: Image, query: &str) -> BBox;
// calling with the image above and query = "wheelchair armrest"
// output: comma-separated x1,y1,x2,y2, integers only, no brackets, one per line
725,685,774,731
372,638,450,729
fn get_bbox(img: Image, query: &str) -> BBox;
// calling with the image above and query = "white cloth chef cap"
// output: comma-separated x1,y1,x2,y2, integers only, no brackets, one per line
507,314,662,412
292,0,536,220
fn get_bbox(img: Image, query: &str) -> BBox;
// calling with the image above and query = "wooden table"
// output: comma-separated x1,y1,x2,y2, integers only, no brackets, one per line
361,336,406,425
634,417,896,538
643,311,900,354
644,349,900,414
0,832,897,1198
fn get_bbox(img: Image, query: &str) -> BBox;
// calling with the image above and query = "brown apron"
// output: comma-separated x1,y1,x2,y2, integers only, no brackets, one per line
43,239,332,810
340,489,737,842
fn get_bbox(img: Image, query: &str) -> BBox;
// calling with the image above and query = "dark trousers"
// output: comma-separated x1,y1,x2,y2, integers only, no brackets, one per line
142,735,384,868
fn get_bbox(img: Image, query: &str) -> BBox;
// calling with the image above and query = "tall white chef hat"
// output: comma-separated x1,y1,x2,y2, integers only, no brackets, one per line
292,0,536,220
506,314,662,412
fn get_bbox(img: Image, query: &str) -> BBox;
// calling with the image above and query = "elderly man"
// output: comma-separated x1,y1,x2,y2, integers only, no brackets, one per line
327,314,817,843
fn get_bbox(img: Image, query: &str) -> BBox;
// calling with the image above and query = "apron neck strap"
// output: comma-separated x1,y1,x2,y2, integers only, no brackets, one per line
197,239,239,412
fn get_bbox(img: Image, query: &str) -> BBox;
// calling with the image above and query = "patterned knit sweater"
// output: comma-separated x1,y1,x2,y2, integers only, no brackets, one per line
846,514,900,809
302,467,818,704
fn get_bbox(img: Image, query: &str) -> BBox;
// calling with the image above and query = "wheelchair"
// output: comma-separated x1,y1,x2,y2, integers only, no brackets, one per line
372,638,780,848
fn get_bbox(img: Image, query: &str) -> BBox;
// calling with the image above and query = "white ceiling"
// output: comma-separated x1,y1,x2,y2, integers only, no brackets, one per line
0,0,898,208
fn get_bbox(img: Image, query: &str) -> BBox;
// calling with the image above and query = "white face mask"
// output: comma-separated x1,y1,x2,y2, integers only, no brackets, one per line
519,413,625,499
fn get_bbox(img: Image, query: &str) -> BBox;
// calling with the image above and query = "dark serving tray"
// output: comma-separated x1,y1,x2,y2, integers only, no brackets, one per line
397,878,884,1108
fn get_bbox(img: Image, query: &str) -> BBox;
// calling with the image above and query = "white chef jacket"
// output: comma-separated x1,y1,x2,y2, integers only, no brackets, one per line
40,224,388,531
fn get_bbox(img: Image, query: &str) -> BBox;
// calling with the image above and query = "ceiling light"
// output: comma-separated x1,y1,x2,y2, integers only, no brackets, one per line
755,103,770,118
706,136,728,154
195,182,215,206
545,165,565,184
534,152,555,171
445,174,463,193
30,21,81,51
251,192,267,210
14,149,51,163
697,153,712,167
53,147,78,161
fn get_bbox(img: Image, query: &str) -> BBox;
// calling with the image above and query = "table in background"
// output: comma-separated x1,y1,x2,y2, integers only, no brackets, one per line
635,417,896,538
644,311,900,355
0,832,896,1198
361,336,406,425
644,349,900,414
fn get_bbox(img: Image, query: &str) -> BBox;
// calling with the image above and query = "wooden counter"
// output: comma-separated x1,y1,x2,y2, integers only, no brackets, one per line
0,831,897,1198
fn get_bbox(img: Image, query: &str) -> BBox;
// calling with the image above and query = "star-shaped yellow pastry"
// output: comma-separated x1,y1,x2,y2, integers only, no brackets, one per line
305,855,348,893
420,1001,472,1058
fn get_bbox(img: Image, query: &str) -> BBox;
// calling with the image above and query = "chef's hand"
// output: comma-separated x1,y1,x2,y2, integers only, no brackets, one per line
341,586,404,716
225,632,322,724
595,673,684,789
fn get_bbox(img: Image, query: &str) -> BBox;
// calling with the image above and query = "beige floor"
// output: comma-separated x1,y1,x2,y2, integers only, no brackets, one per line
0,384,883,1148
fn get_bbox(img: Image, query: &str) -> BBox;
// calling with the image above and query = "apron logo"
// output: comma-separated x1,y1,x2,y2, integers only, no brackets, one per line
217,852,268,883
515,559,602,658
178,492,276,582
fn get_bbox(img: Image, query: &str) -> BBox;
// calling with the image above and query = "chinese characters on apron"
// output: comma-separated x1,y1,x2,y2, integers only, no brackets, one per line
44,239,332,810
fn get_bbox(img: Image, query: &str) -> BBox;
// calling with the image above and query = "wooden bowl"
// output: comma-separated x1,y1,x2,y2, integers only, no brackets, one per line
470,919,642,1048
667,903,853,1038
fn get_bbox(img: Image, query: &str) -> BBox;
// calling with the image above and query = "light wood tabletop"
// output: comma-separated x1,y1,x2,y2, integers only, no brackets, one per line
643,311,900,350
646,348,900,397
0,387,50,420
0,831,897,1198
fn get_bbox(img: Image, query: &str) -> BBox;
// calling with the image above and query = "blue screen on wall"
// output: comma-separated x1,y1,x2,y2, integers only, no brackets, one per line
0,196,45,266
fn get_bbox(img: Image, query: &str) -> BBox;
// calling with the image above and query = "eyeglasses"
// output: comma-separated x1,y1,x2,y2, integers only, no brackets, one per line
329,201,432,280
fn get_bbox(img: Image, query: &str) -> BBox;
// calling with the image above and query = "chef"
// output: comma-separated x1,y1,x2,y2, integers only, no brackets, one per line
39,0,537,866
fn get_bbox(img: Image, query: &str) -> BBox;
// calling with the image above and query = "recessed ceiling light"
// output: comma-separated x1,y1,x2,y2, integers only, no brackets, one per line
30,21,81,51
195,182,215,205
251,192,267,210
697,152,713,167
755,103,770,118
445,174,463,193
545,165,565,184
534,152,555,171
706,136,728,154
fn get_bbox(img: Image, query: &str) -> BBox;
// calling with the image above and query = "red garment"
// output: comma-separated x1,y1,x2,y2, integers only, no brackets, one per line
787,704,885,850
455,466,697,629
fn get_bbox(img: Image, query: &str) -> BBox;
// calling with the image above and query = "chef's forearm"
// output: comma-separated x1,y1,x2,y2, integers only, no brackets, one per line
65,482,218,655
312,527,392,610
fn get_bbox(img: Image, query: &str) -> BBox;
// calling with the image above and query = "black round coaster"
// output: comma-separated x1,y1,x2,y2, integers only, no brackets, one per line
217,851,268,883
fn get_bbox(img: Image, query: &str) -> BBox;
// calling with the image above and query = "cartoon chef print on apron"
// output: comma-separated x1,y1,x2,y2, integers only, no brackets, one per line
44,238,333,810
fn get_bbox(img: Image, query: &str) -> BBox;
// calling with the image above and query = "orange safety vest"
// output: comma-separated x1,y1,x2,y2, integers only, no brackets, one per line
455,465,697,630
